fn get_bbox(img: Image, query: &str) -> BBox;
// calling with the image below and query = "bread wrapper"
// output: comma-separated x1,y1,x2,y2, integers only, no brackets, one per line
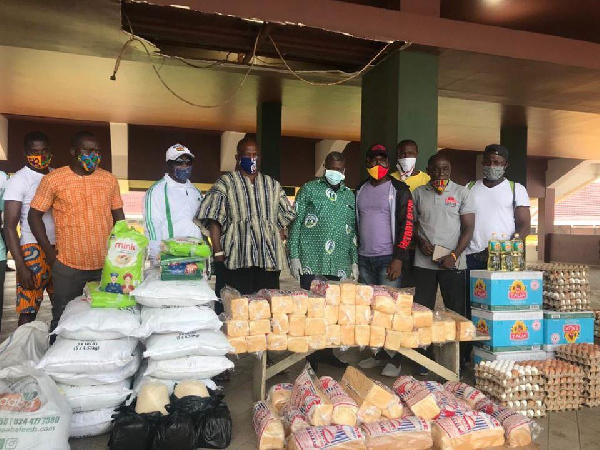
291,290,309,315
417,327,432,347
371,311,393,329
307,335,327,351
355,285,373,306
392,313,414,332
288,336,309,353
268,334,288,351
354,325,370,347
326,325,342,346
267,383,294,412
291,365,333,426
320,376,359,426
371,287,396,314
325,305,339,325
384,329,403,352
411,304,433,328
431,319,449,343
310,279,340,306
305,318,327,336
253,400,285,450
246,334,267,353
392,376,440,420
369,326,386,348
258,289,294,314
281,403,310,436
307,296,326,318
340,325,355,346
287,425,366,450
272,314,290,335
289,314,306,337
361,416,432,450
438,310,475,341
250,319,271,336
225,320,249,337
400,331,419,348
248,296,272,320
342,367,396,412
221,286,249,320
387,287,414,314
355,305,371,325
475,399,534,447
338,305,356,325
443,382,487,408
431,411,505,450
228,335,248,354
339,281,357,305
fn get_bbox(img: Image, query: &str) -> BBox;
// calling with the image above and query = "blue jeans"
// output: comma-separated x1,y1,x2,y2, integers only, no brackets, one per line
358,254,402,288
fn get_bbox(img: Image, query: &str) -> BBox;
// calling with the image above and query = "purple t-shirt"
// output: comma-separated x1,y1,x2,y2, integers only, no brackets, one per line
357,181,393,257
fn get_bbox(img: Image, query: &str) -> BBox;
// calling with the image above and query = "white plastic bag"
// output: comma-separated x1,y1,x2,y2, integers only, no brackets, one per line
0,321,48,369
133,269,218,307
144,355,234,380
143,330,233,360
58,380,132,412
46,350,141,386
52,297,143,340
140,305,221,335
0,365,72,450
70,407,115,438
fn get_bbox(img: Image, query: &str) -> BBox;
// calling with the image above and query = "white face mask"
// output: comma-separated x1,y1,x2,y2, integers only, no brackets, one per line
397,157,417,179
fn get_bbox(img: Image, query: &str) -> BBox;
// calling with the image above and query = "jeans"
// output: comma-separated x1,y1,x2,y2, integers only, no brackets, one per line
358,254,402,288
0,260,6,333
51,260,102,332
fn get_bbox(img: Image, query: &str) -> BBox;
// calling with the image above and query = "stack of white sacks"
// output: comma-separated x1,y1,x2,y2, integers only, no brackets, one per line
131,269,234,397
37,297,144,439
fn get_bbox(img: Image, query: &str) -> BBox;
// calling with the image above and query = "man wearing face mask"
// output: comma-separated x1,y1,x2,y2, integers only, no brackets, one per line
391,139,430,192
29,131,125,332
198,134,296,297
465,144,531,271
356,144,413,287
143,144,203,264
288,151,358,288
4,132,56,327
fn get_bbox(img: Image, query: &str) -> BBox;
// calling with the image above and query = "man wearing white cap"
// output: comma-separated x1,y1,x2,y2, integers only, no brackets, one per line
143,144,203,263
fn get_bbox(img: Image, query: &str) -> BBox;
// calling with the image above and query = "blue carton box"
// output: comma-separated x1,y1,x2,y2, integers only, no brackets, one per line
472,347,547,365
543,310,594,348
470,270,543,311
472,308,543,352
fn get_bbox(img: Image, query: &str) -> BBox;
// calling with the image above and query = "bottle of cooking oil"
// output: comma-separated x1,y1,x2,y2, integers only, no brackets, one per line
500,233,513,271
512,233,524,271
487,233,501,271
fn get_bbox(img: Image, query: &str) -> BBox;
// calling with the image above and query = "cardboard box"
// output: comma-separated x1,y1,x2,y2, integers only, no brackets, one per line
470,270,542,311
472,347,547,365
472,308,543,352
543,310,594,347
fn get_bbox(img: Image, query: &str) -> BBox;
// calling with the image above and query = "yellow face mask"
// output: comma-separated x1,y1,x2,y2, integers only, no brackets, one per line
367,165,389,180
27,154,52,170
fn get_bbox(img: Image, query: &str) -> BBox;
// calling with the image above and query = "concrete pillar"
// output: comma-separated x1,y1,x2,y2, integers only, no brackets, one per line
500,125,528,187
0,114,7,161
361,49,438,175
220,131,245,172
538,188,555,262
547,158,600,200
110,122,128,192
314,140,350,176
257,102,282,180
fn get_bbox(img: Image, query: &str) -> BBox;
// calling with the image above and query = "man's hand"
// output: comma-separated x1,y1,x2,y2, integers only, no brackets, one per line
290,259,302,280
351,263,359,281
418,237,434,257
438,254,457,270
16,263,36,291
386,259,403,281
45,247,57,267
214,253,226,263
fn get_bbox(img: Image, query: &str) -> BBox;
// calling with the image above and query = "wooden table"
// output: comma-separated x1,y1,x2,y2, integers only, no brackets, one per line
252,334,490,401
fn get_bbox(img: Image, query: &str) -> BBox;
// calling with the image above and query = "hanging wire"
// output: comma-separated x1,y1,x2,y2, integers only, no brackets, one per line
268,35,411,86
110,31,262,108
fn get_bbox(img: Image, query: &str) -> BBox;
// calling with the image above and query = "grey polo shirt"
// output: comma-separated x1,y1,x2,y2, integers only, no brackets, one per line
413,180,475,270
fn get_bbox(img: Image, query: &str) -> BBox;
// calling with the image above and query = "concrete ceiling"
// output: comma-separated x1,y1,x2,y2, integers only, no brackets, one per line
1,0,600,160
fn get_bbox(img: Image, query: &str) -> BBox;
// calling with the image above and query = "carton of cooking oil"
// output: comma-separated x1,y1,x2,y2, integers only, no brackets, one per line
472,308,543,352
470,270,543,311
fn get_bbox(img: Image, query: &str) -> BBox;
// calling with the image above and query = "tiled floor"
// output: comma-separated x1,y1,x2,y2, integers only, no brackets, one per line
1,265,599,450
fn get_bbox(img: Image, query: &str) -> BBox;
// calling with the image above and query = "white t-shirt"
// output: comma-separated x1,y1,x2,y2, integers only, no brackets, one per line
465,179,530,255
4,166,56,246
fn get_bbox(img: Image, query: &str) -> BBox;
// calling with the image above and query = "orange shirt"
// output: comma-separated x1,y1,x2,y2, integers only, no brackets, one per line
30,167,124,270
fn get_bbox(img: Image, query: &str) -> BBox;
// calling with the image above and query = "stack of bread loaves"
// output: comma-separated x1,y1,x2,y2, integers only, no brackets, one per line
224,280,474,354
556,343,600,407
38,297,144,439
475,360,546,418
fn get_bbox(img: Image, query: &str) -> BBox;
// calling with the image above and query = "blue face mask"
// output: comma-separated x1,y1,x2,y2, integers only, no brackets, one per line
324,169,345,186
173,166,192,182
240,156,257,174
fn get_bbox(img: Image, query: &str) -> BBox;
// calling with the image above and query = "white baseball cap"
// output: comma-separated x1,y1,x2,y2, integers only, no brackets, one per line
166,143,194,162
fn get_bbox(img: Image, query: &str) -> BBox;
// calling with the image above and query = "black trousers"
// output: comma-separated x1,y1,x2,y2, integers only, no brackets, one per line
216,265,281,296
299,274,340,291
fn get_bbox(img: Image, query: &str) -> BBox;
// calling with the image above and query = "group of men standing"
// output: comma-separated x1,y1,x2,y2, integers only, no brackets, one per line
0,130,530,377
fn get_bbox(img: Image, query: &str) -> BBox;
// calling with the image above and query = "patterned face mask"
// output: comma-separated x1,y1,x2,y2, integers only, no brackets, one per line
78,151,101,172
431,178,450,194
367,164,389,181
27,154,52,170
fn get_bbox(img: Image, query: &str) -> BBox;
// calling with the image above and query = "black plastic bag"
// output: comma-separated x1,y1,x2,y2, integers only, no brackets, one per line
108,404,161,450
195,399,232,449
151,411,196,450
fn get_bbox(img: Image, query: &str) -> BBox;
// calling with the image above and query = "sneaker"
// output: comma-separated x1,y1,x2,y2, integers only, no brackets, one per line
417,365,430,376
358,357,385,369
381,363,402,378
